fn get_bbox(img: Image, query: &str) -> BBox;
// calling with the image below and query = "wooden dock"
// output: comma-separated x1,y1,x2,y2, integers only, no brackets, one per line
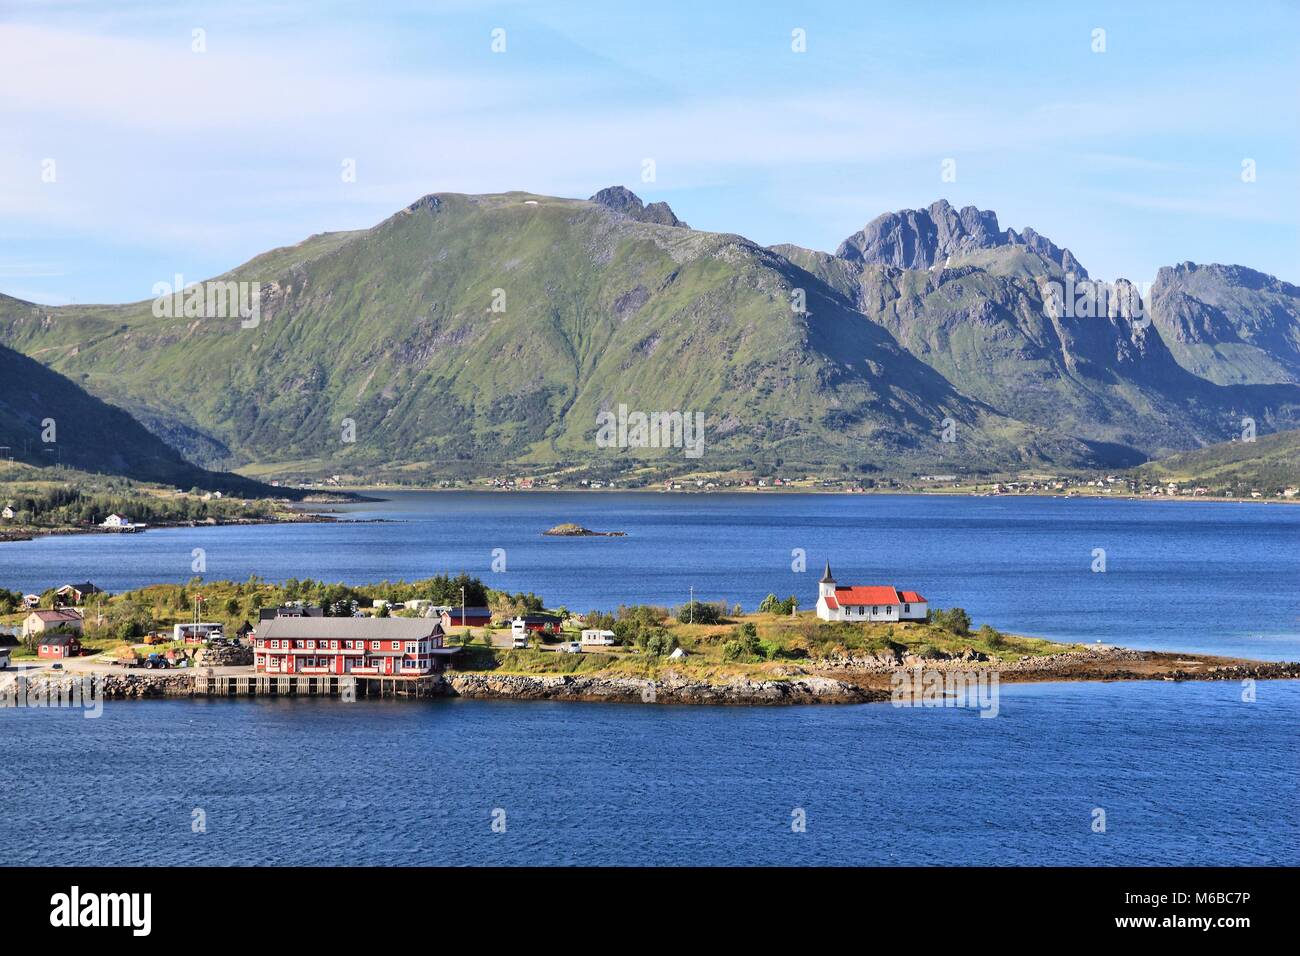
192,673,448,699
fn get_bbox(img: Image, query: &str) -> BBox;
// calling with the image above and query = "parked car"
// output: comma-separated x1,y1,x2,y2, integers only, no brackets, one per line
511,635,529,649
558,641,582,654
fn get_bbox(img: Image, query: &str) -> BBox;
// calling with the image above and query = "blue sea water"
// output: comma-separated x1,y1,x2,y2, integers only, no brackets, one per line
3,493,1296,867
2,681,1296,866
1,491,1297,658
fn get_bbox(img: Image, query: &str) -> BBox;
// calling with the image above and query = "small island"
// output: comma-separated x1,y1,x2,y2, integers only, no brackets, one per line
543,523,626,537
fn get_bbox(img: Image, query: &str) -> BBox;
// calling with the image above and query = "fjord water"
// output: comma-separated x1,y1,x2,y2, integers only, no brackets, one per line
3,681,1297,866
3,492,1297,866
2,491,1297,658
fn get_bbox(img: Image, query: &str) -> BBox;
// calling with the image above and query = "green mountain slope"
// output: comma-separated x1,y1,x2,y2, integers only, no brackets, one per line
776,202,1300,462
1133,428,1300,493
0,342,281,495
2,190,1298,481
1148,263,1300,385
0,191,1099,479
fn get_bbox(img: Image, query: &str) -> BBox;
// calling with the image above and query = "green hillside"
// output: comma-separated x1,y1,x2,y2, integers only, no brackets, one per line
2,190,1298,484
0,191,1097,481
0,342,286,496
1132,428,1300,494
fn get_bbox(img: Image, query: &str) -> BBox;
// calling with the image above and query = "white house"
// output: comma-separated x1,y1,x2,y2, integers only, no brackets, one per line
101,514,131,528
815,563,928,623
1,505,14,520
580,629,616,646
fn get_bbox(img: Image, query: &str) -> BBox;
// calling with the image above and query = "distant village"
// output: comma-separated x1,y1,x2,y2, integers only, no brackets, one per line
272,470,1300,500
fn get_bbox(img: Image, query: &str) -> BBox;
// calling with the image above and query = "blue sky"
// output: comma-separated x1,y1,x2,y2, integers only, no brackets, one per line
1,0,1296,304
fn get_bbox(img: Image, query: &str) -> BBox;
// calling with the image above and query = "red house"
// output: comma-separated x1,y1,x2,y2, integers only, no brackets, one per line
38,632,82,659
439,606,493,629
510,614,563,634
253,617,459,677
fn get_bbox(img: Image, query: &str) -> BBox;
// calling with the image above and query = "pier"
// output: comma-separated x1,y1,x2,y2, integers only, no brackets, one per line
191,672,447,699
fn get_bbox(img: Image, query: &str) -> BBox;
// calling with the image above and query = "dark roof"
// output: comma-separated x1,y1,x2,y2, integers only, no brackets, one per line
60,582,103,594
442,607,492,617
257,618,445,641
259,605,325,621
39,633,80,645
516,614,562,623
819,561,835,584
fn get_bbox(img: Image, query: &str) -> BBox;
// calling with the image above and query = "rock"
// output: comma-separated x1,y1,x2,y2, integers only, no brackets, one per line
542,523,625,537
589,186,689,228
836,198,1086,277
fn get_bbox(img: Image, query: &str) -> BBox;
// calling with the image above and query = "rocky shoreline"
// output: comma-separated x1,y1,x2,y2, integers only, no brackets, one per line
9,648,1298,705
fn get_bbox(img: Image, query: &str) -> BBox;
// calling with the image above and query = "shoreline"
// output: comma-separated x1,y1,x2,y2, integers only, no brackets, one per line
10,647,1297,707
320,484,1299,506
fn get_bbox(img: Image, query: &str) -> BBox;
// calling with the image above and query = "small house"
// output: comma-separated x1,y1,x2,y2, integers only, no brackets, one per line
439,606,493,629
101,514,131,528
55,582,104,606
22,594,40,609
37,632,82,659
1,505,14,520
23,608,84,638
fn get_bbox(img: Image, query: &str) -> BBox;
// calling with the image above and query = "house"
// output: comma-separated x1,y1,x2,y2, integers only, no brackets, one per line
253,617,458,677
56,582,104,606
1,505,14,520
173,622,224,643
22,594,40,609
23,608,84,638
814,563,928,623
37,632,82,659
580,629,616,646
258,605,324,622
438,606,493,629
510,614,563,637
101,514,131,528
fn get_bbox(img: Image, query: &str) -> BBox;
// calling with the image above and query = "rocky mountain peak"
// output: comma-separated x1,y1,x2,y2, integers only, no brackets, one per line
589,186,688,228
836,199,1086,278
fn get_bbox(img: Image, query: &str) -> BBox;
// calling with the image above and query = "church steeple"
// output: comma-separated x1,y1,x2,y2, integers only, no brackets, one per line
818,561,836,599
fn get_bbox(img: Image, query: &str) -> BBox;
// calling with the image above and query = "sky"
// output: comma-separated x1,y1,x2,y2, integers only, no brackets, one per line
1,0,1297,305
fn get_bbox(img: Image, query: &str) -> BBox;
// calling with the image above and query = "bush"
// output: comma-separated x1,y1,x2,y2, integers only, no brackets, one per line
930,607,971,636
976,624,1005,649
758,593,799,615
675,601,723,625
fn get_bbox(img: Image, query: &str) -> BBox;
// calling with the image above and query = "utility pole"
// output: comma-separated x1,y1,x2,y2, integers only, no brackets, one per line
460,586,466,645
689,585,694,624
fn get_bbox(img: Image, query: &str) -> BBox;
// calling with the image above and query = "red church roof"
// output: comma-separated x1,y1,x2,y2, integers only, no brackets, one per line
829,586,929,606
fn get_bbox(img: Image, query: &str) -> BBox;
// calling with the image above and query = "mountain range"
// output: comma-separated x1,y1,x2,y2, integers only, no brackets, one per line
1,188,1298,483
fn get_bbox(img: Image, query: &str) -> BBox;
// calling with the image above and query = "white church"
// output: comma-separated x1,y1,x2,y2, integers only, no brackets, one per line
815,562,929,623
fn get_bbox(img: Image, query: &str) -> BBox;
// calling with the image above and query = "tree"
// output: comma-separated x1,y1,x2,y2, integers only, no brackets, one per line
676,601,722,625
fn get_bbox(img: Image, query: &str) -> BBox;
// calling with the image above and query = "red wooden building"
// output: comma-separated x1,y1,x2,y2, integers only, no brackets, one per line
38,632,82,659
253,617,458,677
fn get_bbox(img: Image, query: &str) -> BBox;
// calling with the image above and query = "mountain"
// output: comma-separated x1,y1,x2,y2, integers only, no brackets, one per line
0,341,281,494
1,189,1298,482
776,203,1300,462
1,190,1096,480
835,198,1087,278
1148,263,1300,386
590,186,689,228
